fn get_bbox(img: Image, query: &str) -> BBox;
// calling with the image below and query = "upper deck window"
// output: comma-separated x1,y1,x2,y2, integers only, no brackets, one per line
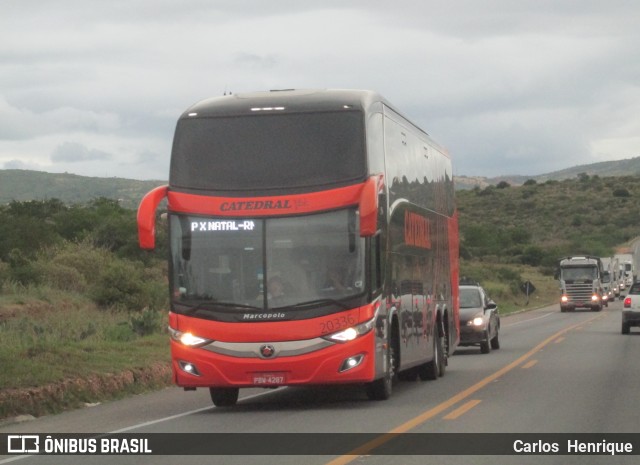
170,111,366,191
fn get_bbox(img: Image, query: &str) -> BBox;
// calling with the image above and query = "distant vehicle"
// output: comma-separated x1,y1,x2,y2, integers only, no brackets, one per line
600,257,617,301
458,284,500,354
610,256,621,298
557,256,605,312
614,253,634,293
622,282,640,334
601,270,614,303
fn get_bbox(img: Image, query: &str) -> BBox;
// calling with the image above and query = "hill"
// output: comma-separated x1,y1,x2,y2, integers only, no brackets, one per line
3,157,640,205
456,174,640,269
455,155,640,189
0,170,166,209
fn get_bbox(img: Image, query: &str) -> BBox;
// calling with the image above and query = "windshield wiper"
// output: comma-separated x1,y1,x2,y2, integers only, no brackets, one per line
285,298,350,310
176,300,261,315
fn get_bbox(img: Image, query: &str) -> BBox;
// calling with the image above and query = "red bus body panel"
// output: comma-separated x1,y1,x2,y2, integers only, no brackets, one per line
171,331,376,388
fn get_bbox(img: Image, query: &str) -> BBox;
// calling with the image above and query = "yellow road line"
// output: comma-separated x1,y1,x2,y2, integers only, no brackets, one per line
443,399,482,420
521,359,538,369
325,312,604,465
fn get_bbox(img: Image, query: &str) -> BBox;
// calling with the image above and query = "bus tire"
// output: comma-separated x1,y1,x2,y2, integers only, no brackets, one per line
437,321,447,377
366,333,397,401
209,387,239,407
419,328,442,381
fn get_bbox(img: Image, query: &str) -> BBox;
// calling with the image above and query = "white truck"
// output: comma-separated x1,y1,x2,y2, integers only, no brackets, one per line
600,257,615,303
610,256,620,299
614,253,635,293
557,256,605,312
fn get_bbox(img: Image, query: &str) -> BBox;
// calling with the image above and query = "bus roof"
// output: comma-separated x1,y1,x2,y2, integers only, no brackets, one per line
182,89,391,119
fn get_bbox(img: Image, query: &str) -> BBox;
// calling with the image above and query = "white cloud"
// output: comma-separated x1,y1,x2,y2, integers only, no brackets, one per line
50,142,112,162
1,0,640,179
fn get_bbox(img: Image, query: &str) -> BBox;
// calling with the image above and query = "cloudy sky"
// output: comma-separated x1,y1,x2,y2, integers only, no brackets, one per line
1,0,639,180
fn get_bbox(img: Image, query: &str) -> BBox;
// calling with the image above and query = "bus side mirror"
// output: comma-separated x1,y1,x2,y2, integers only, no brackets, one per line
359,175,384,237
137,185,168,250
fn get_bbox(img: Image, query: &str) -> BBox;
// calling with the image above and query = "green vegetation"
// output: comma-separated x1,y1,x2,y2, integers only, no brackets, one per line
457,174,640,272
1,172,639,418
0,198,169,418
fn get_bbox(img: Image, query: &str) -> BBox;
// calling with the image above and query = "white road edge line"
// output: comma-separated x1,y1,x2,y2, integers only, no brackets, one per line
0,389,282,464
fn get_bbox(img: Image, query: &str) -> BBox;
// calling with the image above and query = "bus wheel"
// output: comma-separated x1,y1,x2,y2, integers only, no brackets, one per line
209,387,239,407
419,328,442,381
437,322,447,377
366,337,397,401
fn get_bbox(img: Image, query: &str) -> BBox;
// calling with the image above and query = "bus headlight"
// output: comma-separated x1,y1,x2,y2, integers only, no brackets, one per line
324,318,375,343
168,326,211,347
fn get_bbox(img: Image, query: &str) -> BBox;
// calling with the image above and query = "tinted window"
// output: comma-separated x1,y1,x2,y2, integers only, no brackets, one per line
460,287,483,308
629,284,640,295
170,111,366,191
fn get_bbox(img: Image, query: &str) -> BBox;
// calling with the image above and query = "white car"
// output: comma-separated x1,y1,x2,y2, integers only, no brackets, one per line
622,282,640,334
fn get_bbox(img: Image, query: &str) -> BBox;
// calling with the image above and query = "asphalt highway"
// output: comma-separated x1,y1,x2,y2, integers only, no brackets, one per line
2,299,638,465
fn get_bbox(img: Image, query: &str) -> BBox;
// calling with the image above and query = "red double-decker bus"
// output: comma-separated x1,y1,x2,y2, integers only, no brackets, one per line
138,89,459,406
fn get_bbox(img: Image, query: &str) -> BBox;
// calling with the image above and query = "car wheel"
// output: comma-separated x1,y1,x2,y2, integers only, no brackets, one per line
622,322,630,335
480,331,491,354
209,387,239,407
490,331,500,350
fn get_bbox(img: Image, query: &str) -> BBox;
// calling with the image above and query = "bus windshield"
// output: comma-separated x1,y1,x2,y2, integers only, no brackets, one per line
170,111,366,191
170,208,365,316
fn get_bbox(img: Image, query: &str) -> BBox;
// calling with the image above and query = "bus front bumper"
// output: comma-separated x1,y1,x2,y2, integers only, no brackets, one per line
170,330,378,388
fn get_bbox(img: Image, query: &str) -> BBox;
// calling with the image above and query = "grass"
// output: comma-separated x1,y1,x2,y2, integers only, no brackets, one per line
459,261,558,315
0,301,169,390
0,285,171,418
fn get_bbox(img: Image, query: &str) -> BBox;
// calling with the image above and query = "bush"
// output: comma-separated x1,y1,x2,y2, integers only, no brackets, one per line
47,241,112,286
91,261,147,310
613,188,631,198
130,308,163,336
36,263,87,293
104,323,137,342
91,259,167,311
521,246,545,266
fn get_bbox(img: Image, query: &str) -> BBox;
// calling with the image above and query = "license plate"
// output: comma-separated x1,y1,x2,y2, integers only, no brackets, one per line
252,372,287,385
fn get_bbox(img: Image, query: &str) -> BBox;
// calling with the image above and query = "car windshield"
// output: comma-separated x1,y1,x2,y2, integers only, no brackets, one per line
169,208,365,315
459,288,482,308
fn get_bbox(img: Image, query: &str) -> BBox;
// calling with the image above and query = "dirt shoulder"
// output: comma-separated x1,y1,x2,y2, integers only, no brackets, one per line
0,362,172,420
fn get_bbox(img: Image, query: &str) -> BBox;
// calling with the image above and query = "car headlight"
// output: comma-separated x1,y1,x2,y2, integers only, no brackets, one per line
466,314,485,327
324,318,375,343
168,326,212,347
